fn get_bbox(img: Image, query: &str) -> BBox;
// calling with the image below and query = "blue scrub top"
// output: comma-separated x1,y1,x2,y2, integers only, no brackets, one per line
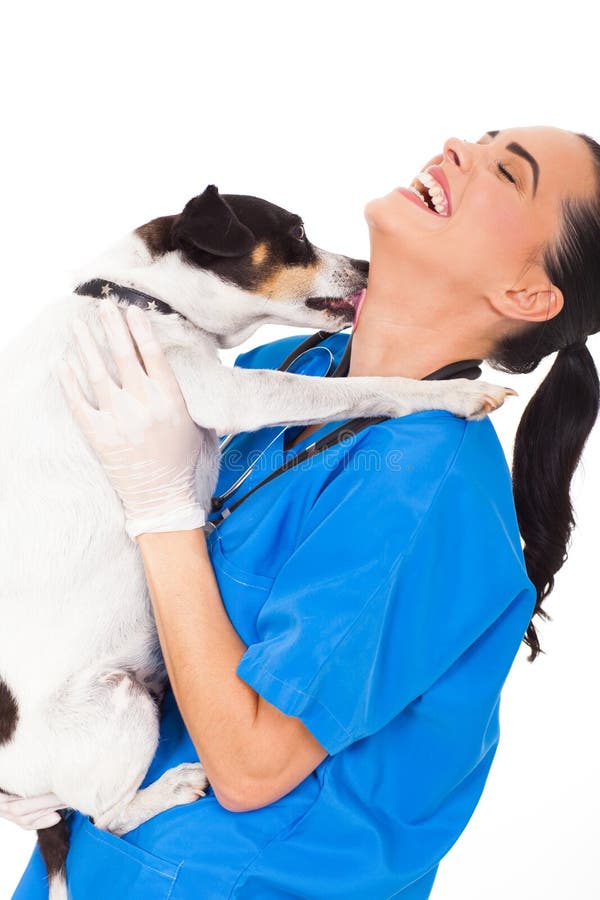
14,331,537,900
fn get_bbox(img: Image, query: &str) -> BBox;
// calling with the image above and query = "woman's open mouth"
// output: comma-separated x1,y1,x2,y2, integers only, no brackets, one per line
395,165,452,217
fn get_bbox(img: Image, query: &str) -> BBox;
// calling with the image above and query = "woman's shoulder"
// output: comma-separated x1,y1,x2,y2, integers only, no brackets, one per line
348,409,504,496
356,406,511,488
341,411,525,563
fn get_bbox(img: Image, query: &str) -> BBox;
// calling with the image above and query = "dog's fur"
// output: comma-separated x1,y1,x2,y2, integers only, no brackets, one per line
0,185,512,899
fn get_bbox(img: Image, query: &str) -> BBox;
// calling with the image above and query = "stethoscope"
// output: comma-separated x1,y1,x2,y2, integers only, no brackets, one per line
204,329,483,534
213,331,341,508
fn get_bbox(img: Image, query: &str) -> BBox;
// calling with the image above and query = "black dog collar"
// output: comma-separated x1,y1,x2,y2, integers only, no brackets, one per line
74,279,181,318
75,283,483,383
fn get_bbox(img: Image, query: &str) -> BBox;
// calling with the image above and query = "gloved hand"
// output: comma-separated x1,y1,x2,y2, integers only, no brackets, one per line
0,791,68,830
57,300,206,540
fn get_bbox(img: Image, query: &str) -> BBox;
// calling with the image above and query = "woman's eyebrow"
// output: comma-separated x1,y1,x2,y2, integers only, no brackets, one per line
485,130,539,197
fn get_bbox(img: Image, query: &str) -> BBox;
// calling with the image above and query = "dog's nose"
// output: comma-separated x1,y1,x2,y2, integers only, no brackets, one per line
350,258,369,274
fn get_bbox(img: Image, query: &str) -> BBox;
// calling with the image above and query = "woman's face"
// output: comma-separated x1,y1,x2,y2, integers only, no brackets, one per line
364,126,596,314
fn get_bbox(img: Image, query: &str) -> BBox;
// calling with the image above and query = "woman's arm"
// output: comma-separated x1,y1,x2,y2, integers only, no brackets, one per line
136,527,328,813
57,301,327,814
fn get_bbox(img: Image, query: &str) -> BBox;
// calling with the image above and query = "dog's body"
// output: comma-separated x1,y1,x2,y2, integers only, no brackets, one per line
0,187,512,899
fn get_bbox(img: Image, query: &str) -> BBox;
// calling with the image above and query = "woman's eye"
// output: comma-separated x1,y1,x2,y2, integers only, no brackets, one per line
496,162,517,186
291,224,305,241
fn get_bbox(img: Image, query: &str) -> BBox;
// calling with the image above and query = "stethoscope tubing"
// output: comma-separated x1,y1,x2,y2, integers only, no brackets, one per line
207,329,483,528
214,333,343,506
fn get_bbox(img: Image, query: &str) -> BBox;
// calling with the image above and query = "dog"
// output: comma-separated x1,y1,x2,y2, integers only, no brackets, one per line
0,185,514,899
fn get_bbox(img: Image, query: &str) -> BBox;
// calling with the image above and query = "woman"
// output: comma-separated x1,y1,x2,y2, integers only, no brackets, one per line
5,125,600,898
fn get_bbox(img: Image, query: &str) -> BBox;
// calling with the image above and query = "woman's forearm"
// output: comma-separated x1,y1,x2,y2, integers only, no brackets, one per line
59,304,327,812
136,528,261,810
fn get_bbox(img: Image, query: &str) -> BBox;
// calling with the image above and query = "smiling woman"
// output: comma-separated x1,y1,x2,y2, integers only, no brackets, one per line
7,125,600,900
402,134,540,216
359,125,600,658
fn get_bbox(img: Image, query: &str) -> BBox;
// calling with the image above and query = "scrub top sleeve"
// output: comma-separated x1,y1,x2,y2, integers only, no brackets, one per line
236,442,537,757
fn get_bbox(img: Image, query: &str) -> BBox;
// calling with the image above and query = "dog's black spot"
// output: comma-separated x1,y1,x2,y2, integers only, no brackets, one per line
37,811,70,886
172,185,257,259
0,677,18,744
136,185,321,295
222,192,320,268
0,689,70,895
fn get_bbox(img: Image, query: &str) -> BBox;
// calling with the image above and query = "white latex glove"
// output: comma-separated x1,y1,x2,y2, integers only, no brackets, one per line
57,300,206,540
0,791,68,830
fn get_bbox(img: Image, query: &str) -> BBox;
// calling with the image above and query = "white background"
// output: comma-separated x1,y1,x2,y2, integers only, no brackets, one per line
1,1,598,898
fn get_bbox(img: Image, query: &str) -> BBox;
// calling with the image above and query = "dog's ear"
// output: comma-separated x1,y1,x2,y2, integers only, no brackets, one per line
172,185,257,258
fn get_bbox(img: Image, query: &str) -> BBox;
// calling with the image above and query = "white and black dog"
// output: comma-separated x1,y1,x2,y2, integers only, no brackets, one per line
0,185,513,899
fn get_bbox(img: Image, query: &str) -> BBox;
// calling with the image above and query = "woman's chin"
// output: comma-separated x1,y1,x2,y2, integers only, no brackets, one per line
365,190,419,232
363,194,392,229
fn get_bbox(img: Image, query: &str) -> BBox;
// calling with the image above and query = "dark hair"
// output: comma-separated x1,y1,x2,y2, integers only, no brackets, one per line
487,132,600,662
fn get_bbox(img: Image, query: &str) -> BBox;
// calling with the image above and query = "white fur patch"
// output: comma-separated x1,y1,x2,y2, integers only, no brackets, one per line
48,871,67,900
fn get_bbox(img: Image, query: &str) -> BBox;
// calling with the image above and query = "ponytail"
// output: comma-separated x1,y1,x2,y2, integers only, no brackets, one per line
486,131,600,660
511,344,599,660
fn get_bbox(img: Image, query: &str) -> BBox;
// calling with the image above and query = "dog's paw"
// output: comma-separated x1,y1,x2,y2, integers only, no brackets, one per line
434,379,518,421
159,762,209,803
97,762,210,836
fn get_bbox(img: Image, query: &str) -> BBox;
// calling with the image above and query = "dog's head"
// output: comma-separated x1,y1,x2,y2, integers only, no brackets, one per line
135,185,368,345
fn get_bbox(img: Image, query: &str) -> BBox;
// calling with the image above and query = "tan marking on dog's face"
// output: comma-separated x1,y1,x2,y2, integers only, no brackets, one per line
256,260,322,299
251,242,269,266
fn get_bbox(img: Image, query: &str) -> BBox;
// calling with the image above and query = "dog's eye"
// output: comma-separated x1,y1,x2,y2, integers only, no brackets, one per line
291,224,305,241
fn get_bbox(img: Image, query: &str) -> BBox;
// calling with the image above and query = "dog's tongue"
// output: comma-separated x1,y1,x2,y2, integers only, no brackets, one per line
350,289,367,331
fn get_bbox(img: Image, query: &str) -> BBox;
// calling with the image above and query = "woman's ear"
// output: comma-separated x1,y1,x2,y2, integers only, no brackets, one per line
503,284,564,323
172,185,257,258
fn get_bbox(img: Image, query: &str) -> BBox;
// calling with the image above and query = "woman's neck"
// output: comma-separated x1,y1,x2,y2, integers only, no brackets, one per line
347,286,491,380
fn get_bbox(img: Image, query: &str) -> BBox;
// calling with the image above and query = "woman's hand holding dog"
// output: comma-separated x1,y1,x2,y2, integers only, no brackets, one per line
0,791,67,830
57,301,207,540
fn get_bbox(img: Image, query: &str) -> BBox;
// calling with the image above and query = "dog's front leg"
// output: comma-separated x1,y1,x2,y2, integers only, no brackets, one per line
172,359,515,435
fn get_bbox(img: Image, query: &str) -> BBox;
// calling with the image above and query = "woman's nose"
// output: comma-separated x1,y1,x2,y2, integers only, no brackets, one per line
443,137,473,173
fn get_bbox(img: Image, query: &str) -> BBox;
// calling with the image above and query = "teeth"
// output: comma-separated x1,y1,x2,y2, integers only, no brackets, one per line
408,184,429,205
412,169,449,216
